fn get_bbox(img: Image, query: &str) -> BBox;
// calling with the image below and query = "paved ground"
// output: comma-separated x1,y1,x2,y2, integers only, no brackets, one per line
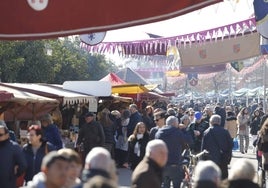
117,145,259,188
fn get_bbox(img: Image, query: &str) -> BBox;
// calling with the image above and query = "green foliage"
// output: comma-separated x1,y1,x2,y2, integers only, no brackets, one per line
0,37,118,84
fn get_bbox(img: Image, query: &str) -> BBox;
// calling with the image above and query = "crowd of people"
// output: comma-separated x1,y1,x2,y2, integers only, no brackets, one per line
1,100,268,188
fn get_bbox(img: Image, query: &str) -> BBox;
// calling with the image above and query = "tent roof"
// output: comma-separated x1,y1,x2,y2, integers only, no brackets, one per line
0,83,96,105
112,84,150,94
0,85,58,104
0,1,220,40
99,73,126,86
0,85,59,121
116,67,149,85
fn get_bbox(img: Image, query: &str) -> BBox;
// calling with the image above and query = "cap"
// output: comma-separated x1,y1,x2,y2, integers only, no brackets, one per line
84,112,95,117
194,111,202,120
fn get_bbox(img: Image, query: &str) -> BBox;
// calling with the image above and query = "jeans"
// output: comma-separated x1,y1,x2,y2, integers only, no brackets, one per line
162,165,182,188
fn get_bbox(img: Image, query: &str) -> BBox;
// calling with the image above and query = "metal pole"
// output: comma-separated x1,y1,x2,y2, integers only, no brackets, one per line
263,57,267,113
228,66,232,104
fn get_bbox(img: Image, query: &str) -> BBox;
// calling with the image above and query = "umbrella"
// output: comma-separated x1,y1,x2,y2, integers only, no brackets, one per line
0,0,221,40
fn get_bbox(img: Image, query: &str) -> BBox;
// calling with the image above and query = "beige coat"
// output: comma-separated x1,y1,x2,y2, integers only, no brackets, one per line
225,116,238,138
237,114,250,136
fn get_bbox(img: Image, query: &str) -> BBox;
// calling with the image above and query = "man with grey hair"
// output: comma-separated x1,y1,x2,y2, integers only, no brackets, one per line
131,139,168,188
155,116,193,188
193,160,222,188
201,114,233,180
75,147,117,188
128,103,142,136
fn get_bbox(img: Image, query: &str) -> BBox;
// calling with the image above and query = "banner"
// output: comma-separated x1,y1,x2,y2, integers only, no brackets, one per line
179,33,260,68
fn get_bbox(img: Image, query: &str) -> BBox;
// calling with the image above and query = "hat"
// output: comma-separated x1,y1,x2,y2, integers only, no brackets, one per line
84,112,95,117
194,111,202,120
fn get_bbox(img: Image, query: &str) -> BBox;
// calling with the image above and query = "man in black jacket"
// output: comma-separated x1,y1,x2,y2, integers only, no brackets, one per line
77,112,105,154
202,114,233,179
0,125,27,188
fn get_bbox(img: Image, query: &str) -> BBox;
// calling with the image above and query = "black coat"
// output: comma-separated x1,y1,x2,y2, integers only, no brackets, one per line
0,139,27,188
202,125,233,165
128,133,149,170
77,120,105,154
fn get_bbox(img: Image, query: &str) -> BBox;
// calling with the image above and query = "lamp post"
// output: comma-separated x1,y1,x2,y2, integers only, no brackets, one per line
263,57,267,113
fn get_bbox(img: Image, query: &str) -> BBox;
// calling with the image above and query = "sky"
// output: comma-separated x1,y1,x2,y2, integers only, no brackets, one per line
103,0,255,42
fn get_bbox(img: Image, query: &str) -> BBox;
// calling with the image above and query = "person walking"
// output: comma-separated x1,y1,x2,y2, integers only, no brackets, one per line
76,112,105,161
187,111,209,154
0,125,27,188
40,113,63,150
225,111,238,140
115,109,131,168
149,110,166,140
128,104,143,137
250,109,262,153
224,158,260,188
23,125,56,184
202,114,233,180
237,107,250,154
193,160,222,188
131,139,168,188
128,122,150,170
26,151,70,188
257,118,268,177
98,108,116,157
155,116,193,188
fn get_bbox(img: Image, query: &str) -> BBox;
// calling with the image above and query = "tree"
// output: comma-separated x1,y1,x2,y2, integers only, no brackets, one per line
0,41,25,82
16,40,55,83
0,36,119,84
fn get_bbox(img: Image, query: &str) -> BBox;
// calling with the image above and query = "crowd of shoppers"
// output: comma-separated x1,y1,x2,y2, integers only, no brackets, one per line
1,100,267,188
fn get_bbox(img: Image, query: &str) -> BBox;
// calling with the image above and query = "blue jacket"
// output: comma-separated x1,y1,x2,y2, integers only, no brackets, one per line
202,125,233,165
128,111,142,136
42,124,63,150
23,141,56,182
0,139,27,188
155,126,193,166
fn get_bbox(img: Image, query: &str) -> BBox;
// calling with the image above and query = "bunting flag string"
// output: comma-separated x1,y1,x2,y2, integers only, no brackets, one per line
80,18,256,56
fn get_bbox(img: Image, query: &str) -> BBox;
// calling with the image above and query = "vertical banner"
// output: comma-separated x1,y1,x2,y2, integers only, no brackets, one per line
188,73,198,86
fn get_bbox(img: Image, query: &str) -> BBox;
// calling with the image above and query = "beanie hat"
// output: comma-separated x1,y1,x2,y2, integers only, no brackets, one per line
194,111,202,120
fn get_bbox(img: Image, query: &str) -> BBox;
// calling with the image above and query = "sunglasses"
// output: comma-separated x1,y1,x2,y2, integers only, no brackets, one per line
154,118,161,122
0,133,7,137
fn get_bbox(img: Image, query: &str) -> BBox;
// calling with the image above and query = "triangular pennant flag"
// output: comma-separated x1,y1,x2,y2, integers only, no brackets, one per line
231,61,244,72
